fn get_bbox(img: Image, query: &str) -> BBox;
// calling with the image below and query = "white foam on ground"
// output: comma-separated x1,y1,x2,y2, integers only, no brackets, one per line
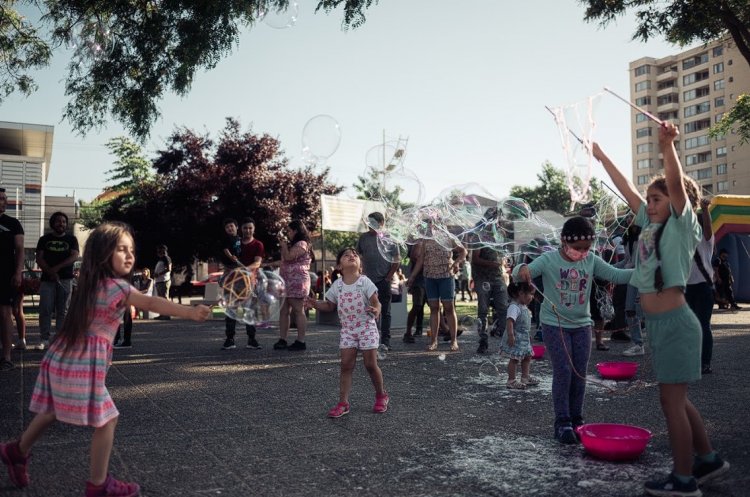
436,434,671,496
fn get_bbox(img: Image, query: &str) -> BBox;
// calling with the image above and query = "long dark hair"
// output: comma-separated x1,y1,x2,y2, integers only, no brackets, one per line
56,222,133,349
288,219,311,246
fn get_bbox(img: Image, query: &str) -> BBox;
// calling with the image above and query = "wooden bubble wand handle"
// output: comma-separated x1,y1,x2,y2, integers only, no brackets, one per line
604,87,663,125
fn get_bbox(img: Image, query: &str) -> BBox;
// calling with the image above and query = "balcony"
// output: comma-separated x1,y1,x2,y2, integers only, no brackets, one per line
657,69,678,82
657,101,679,113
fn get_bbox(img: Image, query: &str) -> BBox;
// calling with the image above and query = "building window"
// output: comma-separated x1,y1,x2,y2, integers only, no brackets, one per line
713,62,724,74
683,86,709,102
684,118,711,133
658,110,679,121
684,101,710,117
716,163,727,175
657,80,676,90
717,181,729,192
697,167,712,180
634,65,650,77
713,46,723,57
635,113,648,123
703,184,714,194
636,127,653,138
635,96,651,106
636,143,653,154
686,151,711,166
684,135,710,150
683,70,709,86
637,175,650,185
715,112,725,123
635,80,651,92
714,79,725,90
716,146,727,157
657,93,679,105
683,53,708,70
637,159,652,169
715,96,725,107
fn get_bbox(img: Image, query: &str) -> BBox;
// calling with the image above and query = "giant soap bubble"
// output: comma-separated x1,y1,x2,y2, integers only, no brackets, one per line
220,268,286,325
302,114,341,165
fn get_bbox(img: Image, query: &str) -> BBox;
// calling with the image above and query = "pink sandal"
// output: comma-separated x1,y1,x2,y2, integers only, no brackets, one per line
373,392,390,413
327,402,350,418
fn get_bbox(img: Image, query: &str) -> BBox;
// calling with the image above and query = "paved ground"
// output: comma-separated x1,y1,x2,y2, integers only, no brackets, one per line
1,305,749,497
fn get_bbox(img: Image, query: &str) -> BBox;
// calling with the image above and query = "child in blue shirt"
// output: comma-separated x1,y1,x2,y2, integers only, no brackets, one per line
594,122,729,497
513,216,632,444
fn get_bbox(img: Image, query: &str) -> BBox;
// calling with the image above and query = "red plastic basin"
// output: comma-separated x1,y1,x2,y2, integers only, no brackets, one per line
596,361,638,380
532,344,546,359
576,423,652,461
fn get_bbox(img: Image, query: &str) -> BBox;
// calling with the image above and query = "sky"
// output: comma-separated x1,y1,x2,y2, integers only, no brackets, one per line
2,1,695,204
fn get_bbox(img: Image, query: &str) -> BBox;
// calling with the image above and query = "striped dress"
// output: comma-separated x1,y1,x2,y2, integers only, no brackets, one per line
29,278,134,427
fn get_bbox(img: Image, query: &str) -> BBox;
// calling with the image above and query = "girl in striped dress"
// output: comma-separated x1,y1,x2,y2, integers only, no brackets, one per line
0,222,210,497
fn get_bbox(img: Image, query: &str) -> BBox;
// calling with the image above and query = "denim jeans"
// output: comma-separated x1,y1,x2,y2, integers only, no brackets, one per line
685,282,714,366
39,279,74,340
374,279,392,344
475,277,508,340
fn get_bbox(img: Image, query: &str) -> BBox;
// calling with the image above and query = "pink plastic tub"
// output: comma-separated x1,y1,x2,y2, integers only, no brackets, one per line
576,423,652,461
532,344,546,359
596,361,638,380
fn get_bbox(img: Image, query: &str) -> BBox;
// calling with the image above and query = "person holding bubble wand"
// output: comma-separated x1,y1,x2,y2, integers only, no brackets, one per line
593,122,729,497
305,247,388,418
513,216,633,445
0,222,210,496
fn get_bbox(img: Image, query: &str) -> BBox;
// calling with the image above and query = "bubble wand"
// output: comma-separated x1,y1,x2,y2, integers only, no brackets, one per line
545,105,583,144
603,87,663,125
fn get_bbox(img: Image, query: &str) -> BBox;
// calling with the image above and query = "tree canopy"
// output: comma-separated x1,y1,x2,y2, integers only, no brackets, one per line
509,161,614,215
580,0,750,66
1,0,378,140
95,117,342,268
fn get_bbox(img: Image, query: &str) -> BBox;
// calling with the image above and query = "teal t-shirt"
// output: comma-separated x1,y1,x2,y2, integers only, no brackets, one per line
630,202,701,294
512,249,633,328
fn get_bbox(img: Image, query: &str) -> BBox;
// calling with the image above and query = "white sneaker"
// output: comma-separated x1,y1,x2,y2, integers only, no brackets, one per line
12,338,26,350
622,344,645,356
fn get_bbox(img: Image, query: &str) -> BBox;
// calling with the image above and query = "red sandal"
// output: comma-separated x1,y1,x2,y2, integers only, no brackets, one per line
327,402,350,418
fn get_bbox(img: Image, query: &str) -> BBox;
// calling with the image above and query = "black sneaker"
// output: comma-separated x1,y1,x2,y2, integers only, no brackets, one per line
476,340,488,354
222,338,236,350
693,454,730,484
402,333,415,344
555,425,578,445
701,364,712,374
644,473,700,497
381,341,391,351
246,338,262,350
287,340,306,351
413,329,423,336
113,342,132,349
273,339,288,350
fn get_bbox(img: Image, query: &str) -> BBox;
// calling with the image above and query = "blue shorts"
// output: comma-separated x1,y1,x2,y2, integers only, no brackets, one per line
645,304,701,384
425,277,455,301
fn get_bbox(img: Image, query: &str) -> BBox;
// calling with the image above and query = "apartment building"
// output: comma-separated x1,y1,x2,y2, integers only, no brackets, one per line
629,36,750,196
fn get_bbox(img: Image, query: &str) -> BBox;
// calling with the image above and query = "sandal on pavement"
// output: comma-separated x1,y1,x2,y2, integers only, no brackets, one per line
327,402,350,418
596,343,610,351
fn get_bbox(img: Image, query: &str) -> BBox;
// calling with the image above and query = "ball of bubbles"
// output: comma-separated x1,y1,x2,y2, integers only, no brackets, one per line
220,268,286,325
600,302,615,322
70,18,116,64
501,197,533,220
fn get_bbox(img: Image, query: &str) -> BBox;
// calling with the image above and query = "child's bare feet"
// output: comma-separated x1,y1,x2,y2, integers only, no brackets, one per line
427,340,438,351
450,341,459,351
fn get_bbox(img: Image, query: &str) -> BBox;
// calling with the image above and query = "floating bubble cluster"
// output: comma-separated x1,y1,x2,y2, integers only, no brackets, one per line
220,268,286,325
